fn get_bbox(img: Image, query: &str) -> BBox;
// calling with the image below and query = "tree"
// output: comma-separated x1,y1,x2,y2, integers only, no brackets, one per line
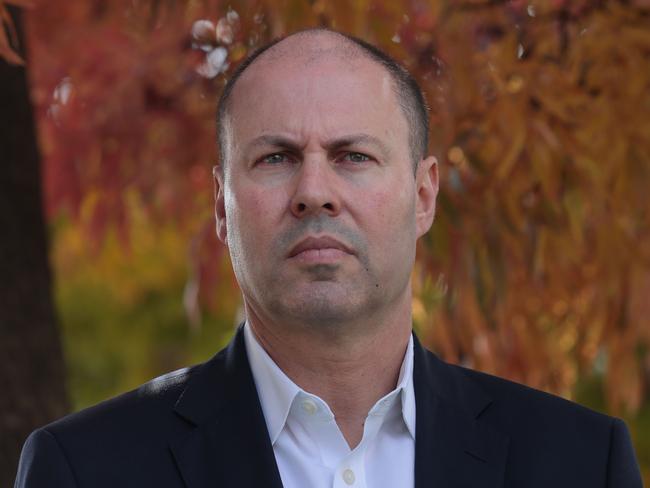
1,0,648,481
0,5,68,485
20,0,649,411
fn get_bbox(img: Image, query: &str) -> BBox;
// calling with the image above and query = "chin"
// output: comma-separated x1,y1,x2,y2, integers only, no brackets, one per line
268,287,386,329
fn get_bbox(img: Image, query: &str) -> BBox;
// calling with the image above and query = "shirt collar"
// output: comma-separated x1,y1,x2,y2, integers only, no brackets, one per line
243,321,416,444
244,322,300,444
399,334,416,438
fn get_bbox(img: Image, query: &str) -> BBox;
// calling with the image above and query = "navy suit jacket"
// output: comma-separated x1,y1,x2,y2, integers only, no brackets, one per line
15,325,643,487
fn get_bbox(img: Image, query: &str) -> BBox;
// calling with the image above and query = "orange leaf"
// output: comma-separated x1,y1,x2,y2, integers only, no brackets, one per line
0,3,24,64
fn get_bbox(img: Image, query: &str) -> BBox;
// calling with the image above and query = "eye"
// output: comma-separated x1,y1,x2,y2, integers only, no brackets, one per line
341,152,371,163
260,153,290,165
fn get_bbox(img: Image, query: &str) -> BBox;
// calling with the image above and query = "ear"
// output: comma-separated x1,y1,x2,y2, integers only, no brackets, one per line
415,155,439,238
213,165,228,246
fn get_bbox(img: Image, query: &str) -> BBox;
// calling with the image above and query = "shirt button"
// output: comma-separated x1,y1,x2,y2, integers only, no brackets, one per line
342,468,355,485
301,398,317,415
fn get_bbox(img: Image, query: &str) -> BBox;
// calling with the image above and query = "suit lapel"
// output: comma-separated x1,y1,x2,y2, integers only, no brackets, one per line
169,326,284,488
167,326,509,488
413,335,509,488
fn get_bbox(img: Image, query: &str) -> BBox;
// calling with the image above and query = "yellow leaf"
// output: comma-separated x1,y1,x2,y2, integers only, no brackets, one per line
496,119,526,181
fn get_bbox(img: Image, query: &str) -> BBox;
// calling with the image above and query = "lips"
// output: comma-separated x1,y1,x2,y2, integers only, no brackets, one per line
288,236,354,258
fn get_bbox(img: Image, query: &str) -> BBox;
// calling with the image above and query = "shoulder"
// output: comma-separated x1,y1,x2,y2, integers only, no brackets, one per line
430,355,616,442
47,363,200,437
14,364,196,486
14,334,254,487
416,343,612,431
23,356,219,467
21,328,245,458
453,362,611,427
439,357,623,463
15,360,222,487
416,343,619,450
447,360,642,486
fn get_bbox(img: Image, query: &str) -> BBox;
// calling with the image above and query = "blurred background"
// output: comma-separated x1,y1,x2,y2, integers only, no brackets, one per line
1,0,649,485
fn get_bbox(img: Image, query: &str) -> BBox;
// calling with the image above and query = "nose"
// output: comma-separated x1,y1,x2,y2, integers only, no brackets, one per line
290,158,341,218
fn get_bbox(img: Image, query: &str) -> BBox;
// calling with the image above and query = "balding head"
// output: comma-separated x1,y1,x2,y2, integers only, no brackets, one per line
241,29,363,66
216,29,429,169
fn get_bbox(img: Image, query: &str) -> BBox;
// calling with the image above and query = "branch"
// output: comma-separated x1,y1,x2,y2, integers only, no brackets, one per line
0,0,34,65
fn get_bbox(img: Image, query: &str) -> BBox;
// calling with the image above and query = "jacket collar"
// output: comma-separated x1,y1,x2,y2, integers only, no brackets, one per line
413,333,509,488
169,324,283,488
244,321,417,444
168,325,508,488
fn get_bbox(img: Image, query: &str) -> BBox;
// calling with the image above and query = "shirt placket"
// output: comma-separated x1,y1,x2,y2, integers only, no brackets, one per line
332,390,401,488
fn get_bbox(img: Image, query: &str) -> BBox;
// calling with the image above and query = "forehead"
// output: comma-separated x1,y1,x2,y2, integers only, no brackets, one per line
225,36,409,150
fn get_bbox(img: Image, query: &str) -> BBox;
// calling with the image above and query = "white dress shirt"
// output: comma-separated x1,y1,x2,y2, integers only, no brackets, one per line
243,322,416,488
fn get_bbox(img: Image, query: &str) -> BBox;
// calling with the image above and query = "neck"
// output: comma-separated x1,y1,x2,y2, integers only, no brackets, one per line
245,297,412,448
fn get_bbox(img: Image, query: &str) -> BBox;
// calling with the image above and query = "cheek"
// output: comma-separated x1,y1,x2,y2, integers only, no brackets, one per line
364,183,415,228
227,185,284,245
363,186,417,261
225,189,273,285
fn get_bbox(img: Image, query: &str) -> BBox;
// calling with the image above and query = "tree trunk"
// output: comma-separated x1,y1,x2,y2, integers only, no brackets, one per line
0,7,69,486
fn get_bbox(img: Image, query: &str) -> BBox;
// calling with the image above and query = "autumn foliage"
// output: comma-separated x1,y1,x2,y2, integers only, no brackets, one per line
2,0,649,474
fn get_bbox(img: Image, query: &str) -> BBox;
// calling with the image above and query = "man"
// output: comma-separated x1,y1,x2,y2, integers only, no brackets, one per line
15,28,642,488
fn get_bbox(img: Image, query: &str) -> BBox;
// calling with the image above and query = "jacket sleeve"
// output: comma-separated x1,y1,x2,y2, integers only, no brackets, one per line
14,429,78,488
607,418,643,488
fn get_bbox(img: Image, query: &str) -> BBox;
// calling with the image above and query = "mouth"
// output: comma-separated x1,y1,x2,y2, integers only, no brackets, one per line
287,236,355,262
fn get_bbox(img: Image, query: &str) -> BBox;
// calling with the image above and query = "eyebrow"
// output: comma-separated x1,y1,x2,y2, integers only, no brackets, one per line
245,133,392,158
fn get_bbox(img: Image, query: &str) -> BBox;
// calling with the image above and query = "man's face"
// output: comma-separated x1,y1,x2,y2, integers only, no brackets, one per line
215,39,438,331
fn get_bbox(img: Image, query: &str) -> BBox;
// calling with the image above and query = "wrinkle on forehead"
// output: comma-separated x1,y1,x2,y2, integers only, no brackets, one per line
222,30,410,167
224,32,369,145
232,64,399,142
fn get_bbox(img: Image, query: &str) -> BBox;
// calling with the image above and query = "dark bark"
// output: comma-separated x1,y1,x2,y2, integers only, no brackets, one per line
0,7,69,486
